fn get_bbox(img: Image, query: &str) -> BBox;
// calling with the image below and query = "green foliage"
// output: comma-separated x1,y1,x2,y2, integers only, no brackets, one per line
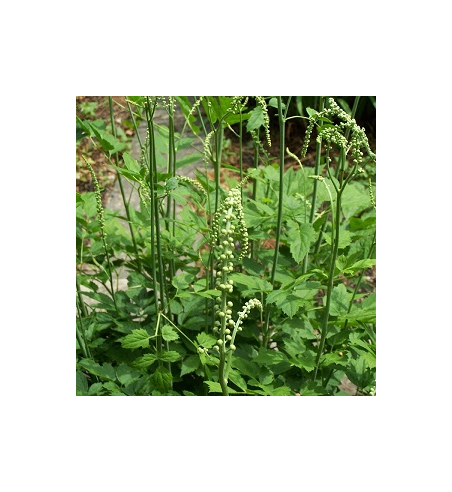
76,96,376,396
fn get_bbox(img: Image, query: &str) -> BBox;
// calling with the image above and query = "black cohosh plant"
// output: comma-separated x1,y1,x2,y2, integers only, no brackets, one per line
77,96,376,396
211,180,262,395
301,97,376,380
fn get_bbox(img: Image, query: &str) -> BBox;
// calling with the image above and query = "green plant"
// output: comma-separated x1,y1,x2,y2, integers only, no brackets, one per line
210,182,262,395
76,96,376,396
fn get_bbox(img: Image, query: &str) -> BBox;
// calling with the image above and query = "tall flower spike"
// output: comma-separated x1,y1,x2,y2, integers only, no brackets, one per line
85,158,106,234
255,96,272,147
211,181,249,261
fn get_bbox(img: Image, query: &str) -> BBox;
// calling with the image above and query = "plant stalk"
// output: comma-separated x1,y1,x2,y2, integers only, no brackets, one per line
263,97,285,346
108,97,141,271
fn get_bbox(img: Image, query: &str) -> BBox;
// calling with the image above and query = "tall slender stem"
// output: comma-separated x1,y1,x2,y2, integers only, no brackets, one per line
250,129,260,261
314,186,342,380
166,101,176,284
263,97,285,346
145,100,162,356
108,97,141,271
303,97,325,274
343,230,376,331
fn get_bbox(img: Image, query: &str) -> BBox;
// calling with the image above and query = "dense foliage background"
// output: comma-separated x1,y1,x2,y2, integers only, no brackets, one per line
76,96,376,396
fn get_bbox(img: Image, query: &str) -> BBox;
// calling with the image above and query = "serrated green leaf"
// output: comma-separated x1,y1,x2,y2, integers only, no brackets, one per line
271,386,292,396
88,383,104,395
258,366,274,385
287,223,315,264
266,291,306,318
246,106,265,132
151,366,172,393
196,332,217,349
337,293,376,324
123,152,140,173
78,359,116,381
343,258,376,274
204,381,238,394
165,177,179,191
194,289,221,299
181,356,200,376
158,351,181,362
121,329,150,349
290,351,317,372
253,348,288,365
268,97,286,110
133,354,158,369
76,370,88,394
280,296,303,318
335,255,348,272
231,358,259,379
229,273,273,292
329,284,350,316
103,381,126,396
324,229,351,250
341,182,371,219
321,352,349,367
204,381,223,393
116,363,142,386
172,272,194,291
228,369,247,391
89,123,125,155
161,325,179,342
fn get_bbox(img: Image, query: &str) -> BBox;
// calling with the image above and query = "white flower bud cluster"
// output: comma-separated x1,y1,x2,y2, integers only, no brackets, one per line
176,175,207,200
255,96,272,147
213,298,262,353
236,298,263,327
301,119,315,158
213,296,234,333
203,130,215,167
86,160,106,234
368,178,376,209
302,97,376,166
211,185,249,262
155,96,176,115
230,96,248,114
250,129,271,161
317,127,348,150
138,178,152,205
187,97,204,118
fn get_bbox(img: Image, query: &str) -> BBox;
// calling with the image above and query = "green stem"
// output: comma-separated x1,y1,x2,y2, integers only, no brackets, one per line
108,97,142,272
303,97,325,274
145,100,162,354
76,281,91,359
343,230,376,331
76,276,88,319
218,346,229,396
263,96,285,346
166,101,176,285
250,129,260,260
314,186,343,380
